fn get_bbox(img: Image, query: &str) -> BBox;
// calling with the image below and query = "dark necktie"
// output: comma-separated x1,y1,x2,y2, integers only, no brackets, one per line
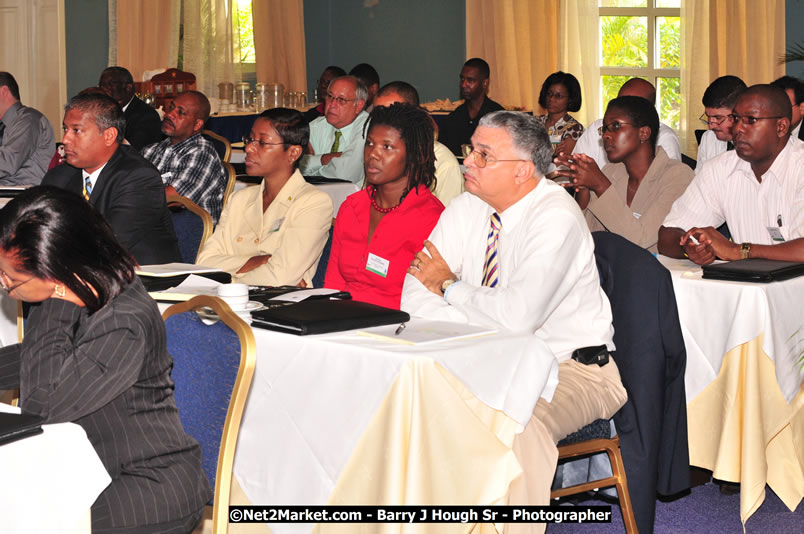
727,141,735,151
0,121,5,147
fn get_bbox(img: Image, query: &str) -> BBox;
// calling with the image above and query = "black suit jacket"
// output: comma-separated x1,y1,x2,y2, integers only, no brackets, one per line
0,279,211,529
593,232,690,534
42,146,182,265
124,96,163,150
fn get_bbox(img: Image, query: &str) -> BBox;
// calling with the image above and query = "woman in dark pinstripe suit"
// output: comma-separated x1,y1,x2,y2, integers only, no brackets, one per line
0,186,211,533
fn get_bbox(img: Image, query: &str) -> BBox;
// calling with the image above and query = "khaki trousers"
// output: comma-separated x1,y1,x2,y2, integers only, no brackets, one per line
504,358,628,534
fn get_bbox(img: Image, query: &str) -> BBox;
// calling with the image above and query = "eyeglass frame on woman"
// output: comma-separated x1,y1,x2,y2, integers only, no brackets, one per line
597,121,635,136
699,112,730,126
460,144,529,168
0,271,33,294
242,136,286,149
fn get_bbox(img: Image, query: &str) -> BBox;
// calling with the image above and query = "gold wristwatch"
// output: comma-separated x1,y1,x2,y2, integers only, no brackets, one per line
740,242,752,260
440,278,457,295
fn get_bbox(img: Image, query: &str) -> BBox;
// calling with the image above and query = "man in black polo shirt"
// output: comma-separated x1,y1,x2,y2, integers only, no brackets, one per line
439,58,504,156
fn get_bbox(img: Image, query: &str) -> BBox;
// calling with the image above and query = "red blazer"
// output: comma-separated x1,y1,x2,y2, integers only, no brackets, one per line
325,185,445,309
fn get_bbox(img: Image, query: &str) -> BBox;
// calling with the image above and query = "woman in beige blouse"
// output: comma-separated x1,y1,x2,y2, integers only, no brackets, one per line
554,96,693,252
197,108,333,285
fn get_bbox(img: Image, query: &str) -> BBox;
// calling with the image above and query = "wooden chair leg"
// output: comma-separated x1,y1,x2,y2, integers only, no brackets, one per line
604,441,638,534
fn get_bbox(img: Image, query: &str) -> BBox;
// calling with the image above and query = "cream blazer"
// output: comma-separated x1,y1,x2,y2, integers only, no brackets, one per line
197,170,333,285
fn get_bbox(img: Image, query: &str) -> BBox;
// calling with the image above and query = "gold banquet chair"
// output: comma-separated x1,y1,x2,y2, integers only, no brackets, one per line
202,129,232,163
167,194,213,263
222,162,238,210
163,296,257,534
550,420,637,533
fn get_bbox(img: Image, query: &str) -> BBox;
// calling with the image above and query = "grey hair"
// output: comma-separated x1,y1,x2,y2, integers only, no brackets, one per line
479,111,553,175
327,75,369,105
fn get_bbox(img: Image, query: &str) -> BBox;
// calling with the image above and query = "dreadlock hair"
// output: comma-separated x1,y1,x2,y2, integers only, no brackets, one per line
366,102,436,195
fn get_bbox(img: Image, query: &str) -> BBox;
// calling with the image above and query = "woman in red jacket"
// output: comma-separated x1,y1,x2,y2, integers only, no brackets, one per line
325,103,445,309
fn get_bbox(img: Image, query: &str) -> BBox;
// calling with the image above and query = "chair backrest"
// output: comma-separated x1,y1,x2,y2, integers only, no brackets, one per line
167,194,213,263
202,129,232,163
312,226,334,288
163,296,256,534
222,162,237,209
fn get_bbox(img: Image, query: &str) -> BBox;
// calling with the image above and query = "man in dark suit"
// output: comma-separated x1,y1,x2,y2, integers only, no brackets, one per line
99,66,163,150
42,93,181,265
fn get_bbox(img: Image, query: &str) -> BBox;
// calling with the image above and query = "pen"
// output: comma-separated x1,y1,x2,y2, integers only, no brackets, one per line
689,235,700,246
394,323,407,336
778,215,783,227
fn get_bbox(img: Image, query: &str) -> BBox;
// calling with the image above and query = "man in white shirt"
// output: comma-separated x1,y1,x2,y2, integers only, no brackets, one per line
659,85,804,264
771,75,804,142
401,111,626,527
373,81,464,206
573,78,681,167
300,76,368,184
695,75,746,173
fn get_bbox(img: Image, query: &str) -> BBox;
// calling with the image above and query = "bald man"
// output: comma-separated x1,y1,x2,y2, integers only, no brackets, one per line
659,84,804,264
142,91,226,223
572,78,681,167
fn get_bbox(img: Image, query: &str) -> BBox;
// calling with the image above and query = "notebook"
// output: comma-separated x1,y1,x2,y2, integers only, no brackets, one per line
0,412,45,446
702,258,804,283
250,299,410,335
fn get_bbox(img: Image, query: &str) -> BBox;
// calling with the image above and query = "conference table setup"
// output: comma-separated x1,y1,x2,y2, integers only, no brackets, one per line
228,320,558,534
656,256,804,525
1,250,804,533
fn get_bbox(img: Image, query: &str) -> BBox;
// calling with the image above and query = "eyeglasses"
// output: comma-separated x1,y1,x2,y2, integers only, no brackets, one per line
325,93,356,106
461,144,528,168
598,121,634,135
699,112,730,126
0,271,33,294
242,136,285,149
728,114,786,126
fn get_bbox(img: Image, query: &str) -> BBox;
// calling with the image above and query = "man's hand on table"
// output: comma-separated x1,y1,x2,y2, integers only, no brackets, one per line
680,227,730,265
408,240,456,296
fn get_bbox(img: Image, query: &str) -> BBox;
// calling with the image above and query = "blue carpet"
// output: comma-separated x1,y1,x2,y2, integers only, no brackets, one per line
548,483,802,533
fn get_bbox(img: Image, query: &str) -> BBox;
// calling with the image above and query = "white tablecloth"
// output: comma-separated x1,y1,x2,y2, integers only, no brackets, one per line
657,256,804,402
0,406,111,533
232,323,558,534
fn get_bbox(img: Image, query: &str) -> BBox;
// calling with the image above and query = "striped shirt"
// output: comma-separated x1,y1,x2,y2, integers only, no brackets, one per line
142,134,226,223
663,139,804,244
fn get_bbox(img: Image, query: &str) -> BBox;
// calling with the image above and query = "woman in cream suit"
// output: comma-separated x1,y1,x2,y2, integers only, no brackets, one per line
197,108,333,285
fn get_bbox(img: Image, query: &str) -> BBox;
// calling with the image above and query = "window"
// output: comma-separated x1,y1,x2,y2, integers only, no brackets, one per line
234,0,255,65
599,0,681,130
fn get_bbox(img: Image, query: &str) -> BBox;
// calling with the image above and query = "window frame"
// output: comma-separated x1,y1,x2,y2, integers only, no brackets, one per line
599,1,681,128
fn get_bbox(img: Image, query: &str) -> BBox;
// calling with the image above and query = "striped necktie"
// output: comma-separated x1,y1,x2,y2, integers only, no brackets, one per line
482,212,502,287
83,175,93,201
330,130,342,153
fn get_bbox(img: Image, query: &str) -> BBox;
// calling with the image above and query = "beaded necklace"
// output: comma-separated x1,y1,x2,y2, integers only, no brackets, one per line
369,185,408,214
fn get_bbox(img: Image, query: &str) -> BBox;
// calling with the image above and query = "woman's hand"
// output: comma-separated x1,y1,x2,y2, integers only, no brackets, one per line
553,152,611,198
237,254,272,274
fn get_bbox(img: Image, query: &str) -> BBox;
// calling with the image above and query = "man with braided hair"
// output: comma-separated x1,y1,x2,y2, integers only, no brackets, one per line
324,103,444,308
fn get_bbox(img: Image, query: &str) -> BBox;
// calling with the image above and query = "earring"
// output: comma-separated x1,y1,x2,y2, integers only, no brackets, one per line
54,285,65,298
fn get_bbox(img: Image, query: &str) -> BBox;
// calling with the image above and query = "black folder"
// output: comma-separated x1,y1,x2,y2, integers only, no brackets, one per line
0,412,45,446
702,258,804,283
138,271,232,293
250,299,410,335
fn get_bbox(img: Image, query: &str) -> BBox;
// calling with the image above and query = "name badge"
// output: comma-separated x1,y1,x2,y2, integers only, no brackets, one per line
365,253,390,278
767,226,785,242
160,172,172,184
270,217,285,233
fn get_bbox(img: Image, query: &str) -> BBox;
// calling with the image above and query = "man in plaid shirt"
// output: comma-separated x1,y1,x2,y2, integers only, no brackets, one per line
142,91,226,223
